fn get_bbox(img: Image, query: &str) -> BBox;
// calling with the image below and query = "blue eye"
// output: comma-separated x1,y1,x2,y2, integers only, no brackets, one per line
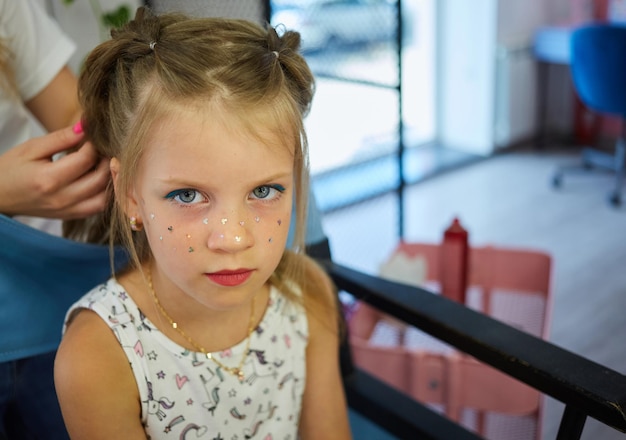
165,189,203,204
252,184,285,200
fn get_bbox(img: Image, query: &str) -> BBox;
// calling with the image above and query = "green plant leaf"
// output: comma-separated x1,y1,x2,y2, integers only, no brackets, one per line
101,5,131,29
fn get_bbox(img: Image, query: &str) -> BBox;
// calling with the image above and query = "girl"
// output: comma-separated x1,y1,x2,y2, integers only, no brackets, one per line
54,7,351,440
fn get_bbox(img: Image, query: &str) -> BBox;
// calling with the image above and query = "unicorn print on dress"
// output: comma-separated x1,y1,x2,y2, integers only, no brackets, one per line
144,379,175,421
200,366,223,415
243,401,278,439
244,349,282,385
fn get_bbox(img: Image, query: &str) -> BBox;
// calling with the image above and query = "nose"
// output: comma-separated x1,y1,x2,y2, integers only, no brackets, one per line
207,215,254,252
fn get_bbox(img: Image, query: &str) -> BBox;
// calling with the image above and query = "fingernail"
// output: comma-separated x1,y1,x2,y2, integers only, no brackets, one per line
72,120,83,134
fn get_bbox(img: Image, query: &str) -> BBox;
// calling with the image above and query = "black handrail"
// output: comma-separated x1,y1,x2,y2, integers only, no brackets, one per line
323,260,626,439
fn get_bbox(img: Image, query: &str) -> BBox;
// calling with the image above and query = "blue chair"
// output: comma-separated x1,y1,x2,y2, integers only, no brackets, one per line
552,24,626,207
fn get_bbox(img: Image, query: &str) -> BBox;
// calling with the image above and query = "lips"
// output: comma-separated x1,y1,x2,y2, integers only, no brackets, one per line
206,269,253,287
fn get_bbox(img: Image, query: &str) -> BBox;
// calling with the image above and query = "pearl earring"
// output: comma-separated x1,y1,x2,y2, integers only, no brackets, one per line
130,216,143,232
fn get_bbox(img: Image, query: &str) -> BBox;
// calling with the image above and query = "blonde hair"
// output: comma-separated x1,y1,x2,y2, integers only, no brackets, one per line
64,7,317,303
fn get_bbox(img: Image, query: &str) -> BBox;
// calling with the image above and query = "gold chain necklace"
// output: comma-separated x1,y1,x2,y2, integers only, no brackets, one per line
146,266,255,382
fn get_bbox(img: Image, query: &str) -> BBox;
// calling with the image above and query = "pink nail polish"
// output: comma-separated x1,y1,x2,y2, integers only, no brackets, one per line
72,120,83,134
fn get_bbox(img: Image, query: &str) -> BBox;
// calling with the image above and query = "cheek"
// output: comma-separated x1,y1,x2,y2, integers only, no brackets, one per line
142,210,195,254
260,207,291,244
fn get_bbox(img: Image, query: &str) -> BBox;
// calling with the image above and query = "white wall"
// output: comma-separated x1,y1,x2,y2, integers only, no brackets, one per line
497,0,547,44
493,0,547,149
437,0,498,155
437,0,552,155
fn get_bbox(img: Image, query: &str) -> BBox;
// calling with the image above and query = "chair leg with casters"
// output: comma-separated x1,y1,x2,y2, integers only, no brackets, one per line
608,136,625,206
550,150,602,189
551,140,625,207
550,147,604,189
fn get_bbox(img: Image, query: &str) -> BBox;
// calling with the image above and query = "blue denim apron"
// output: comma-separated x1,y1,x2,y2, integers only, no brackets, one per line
0,214,126,362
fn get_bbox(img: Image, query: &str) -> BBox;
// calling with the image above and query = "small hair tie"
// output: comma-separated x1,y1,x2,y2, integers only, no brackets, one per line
272,51,279,59
149,41,157,50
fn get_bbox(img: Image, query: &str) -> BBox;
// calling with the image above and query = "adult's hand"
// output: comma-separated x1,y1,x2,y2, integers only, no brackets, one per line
0,124,109,219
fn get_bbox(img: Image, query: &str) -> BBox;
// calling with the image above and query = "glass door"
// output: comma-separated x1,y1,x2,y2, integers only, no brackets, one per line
271,0,437,211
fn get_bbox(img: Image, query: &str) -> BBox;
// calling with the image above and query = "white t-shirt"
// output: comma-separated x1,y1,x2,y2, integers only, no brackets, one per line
0,0,76,233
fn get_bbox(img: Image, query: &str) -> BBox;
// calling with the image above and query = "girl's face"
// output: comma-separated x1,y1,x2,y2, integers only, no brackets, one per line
121,106,294,313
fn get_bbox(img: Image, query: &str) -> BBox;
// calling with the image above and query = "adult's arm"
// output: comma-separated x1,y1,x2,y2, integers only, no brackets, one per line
25,65,81,132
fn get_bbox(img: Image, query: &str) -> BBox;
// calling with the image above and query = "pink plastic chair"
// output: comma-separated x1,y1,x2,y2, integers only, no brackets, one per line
348,243,552,440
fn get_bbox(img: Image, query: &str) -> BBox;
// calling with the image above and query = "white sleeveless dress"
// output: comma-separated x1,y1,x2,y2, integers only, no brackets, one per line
66,279,308,440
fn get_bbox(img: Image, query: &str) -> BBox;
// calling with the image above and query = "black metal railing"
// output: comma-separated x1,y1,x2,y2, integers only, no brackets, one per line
323,260,626,440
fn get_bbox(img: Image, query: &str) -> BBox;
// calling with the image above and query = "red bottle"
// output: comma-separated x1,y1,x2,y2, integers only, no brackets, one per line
440,217,469,304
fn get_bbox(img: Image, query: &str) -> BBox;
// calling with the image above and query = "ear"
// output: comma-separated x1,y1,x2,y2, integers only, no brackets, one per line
110,157,141,217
